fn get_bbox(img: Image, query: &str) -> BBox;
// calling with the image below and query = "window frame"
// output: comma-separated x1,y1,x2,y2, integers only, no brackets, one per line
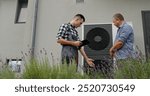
15,0,28,24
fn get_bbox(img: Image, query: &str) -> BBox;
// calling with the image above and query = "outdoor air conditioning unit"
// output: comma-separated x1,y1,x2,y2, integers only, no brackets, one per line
81,23,114,77
81,22,133,77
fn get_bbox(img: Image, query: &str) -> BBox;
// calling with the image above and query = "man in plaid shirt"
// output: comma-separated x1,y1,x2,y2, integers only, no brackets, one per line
56,14,94,67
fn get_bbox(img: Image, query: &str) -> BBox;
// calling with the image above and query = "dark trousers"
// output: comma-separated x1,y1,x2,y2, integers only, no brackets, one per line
61,56,78,71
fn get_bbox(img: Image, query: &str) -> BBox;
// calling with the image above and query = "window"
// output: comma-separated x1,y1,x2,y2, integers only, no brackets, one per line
15,0,28,23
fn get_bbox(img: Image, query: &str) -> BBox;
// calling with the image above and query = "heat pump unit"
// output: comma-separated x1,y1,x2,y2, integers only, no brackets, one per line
82,23,113,77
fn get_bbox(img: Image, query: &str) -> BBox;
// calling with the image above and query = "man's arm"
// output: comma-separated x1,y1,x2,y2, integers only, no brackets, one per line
57,38,81,47
109,40,123,58
79,47,95,67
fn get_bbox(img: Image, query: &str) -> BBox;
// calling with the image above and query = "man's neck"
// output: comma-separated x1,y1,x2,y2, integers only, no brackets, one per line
70,21,76,28
119,21,125,28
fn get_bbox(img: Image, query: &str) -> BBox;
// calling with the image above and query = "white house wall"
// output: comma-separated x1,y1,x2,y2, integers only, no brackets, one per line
0,0,150,64
35,0,150,64
0,0,36,64
0,0,25,62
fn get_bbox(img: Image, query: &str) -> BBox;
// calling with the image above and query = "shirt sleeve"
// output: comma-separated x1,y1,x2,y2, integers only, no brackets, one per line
56,24,67,40
117,26,133,43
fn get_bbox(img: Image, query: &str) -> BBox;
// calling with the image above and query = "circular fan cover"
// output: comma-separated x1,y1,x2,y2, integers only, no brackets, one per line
86,27,110,50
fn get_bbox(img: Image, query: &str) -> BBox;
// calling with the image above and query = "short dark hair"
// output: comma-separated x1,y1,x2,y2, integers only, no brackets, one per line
74,14,85,22
113,13,124,21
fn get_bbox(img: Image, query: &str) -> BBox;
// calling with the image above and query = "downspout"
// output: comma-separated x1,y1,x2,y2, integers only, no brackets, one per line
31,0,39,57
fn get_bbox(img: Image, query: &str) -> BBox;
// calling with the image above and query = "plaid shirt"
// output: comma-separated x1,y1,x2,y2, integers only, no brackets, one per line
56,23,80,41
56,23,80,62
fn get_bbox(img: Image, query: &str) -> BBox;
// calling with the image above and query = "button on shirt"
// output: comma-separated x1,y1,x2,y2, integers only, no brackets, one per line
56,23,80,59
115,22,135,59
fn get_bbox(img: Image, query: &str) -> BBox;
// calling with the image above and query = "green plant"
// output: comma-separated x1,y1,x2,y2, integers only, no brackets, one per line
0,66,15,79
114,58,150,79
22,58,89,79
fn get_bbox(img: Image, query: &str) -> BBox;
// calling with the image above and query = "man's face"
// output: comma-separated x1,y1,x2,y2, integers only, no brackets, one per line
113,18,120,28
74,18,84,28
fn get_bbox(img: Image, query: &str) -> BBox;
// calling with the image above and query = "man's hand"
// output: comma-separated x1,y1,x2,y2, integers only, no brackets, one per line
72,41,82,47
109,47,116,58
57,38,82,47
109,40,123,58
86,58,95,67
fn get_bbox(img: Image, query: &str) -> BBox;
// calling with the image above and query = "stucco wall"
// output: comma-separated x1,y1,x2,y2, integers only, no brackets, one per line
34,0,150,63
0,0,150,65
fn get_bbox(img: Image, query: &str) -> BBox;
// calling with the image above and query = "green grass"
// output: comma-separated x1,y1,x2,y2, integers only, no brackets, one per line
1,57,150,79
114,58,150,79
22,58,89,79
0,66,15,79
